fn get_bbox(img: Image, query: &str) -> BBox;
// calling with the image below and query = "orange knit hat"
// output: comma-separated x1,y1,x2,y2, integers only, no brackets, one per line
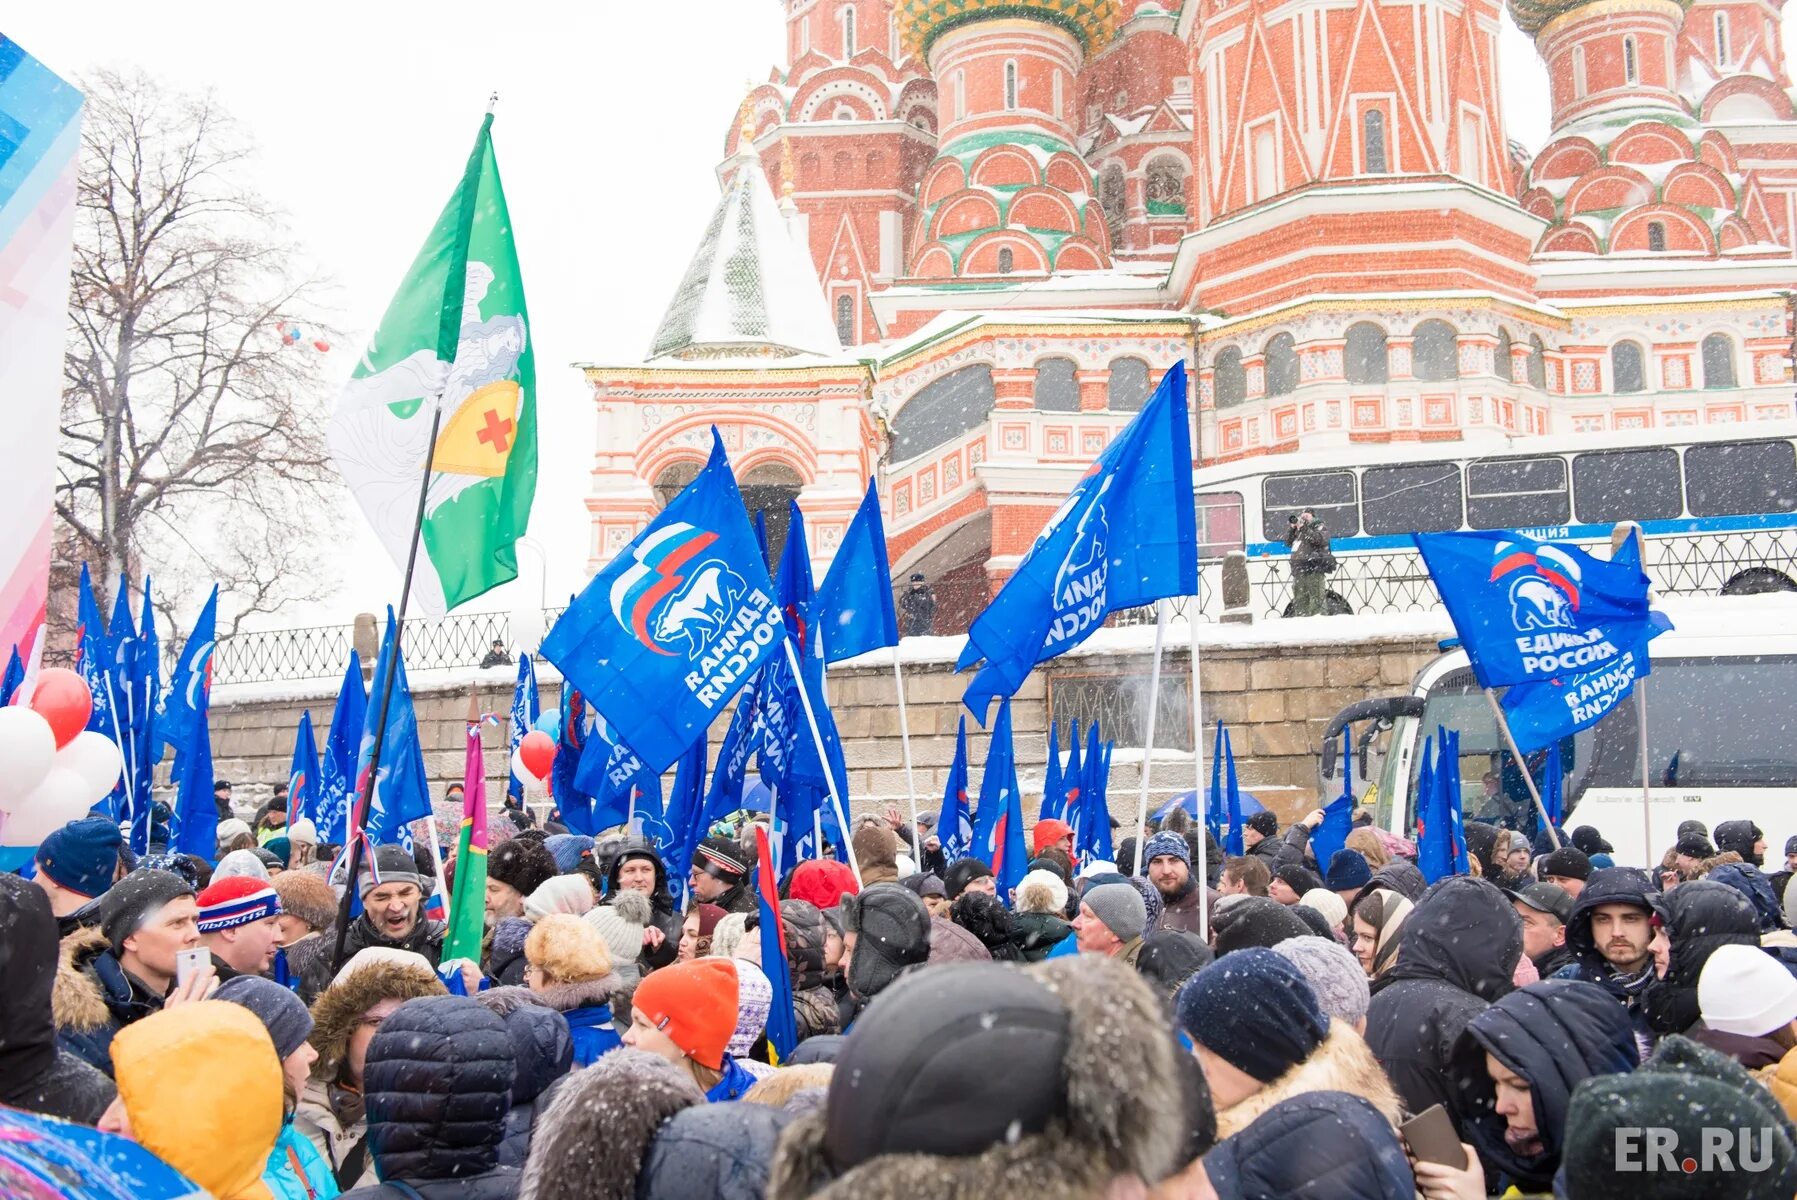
631,957,740,1071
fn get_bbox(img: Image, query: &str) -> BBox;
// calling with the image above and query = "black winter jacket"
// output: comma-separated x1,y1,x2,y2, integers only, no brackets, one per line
603,841,682,971
1644,880,1761,1036
493,1001,573,1169
1364,877,1521,1118
0,877,117,1124
781,899,843,1043
341,910,447,966
354,995,518,1199
1448,979,1639,1192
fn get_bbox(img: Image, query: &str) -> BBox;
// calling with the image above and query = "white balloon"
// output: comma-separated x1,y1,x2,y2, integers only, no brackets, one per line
0,706,57,813
510,747,549,790
57,731,125,801
509,609,545,656
0,767,96,845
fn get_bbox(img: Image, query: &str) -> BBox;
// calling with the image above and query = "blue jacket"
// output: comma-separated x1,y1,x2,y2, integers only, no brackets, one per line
266,1122,341,1200
563,1005,621,1067
705,1055,760,1103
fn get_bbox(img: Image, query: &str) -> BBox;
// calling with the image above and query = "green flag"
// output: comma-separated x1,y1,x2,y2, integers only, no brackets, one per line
329,111,536,613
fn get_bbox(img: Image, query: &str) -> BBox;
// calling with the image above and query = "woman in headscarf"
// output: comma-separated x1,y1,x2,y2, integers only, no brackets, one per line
1350,888,1413,979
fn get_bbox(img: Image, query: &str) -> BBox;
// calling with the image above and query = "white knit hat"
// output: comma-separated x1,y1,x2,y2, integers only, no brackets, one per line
582,889,653,964
1299,888,1349,933
524,875,598,920
287,818,318,845
1699,943,1797,1037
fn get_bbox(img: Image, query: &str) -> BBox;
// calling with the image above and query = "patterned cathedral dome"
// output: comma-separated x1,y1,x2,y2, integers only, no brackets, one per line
1508,0,1691,36
896,0,1123,58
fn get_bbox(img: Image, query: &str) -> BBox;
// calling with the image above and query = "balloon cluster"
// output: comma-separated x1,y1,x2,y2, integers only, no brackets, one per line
275,319,331,353
0,669,124,849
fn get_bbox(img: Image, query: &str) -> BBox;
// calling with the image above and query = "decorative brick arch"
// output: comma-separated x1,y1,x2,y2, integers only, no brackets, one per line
639,413,819,486
792,69,892,123
1611,206,1716,255
910,242,957,278
1565,166,1655,216
921,159,968,208
1717,215,1758,252
1054,239,1106,271
1660,162,1735,211
1701,77,1795,123
1005,186,1082,232
1080,200,1112,252
1696,131,1739,174
963,231,1050,274
1530,138,1602,181
968,145,1042,189
1043,152,1089,193
932,191,1005,237
1520,188,1558,221
1606,122,1694,167
1538,223,1603,253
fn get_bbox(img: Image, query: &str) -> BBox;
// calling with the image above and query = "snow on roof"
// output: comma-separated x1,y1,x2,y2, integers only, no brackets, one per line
646,153,844,361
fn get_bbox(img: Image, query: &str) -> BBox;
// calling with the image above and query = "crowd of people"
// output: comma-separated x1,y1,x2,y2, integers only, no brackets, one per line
5,790,1797,1198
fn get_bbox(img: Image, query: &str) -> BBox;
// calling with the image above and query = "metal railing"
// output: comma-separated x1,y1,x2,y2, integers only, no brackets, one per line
215,528,1794,684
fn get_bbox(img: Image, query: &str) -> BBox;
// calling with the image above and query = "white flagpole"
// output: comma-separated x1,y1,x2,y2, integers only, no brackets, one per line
783,639,863,885
1189,603,1208,941
890,648,924,868
1131,600,1169,877
1636,683,1653,868
1482,690,1564,849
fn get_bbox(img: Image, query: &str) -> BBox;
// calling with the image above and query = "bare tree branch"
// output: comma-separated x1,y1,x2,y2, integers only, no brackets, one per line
56,67,340,637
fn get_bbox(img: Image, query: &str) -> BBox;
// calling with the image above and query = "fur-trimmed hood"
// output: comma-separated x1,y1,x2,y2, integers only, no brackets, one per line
766,955,1184,1200
1215,1022,1404,1140
54,926,114,1034
308,958,448,1082
531,974,620,1014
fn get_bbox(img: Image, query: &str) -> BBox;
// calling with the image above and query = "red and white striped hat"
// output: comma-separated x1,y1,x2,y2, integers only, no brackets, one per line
196,876,282,932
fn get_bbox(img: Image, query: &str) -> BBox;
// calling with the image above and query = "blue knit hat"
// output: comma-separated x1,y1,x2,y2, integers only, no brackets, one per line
1176,948,1329,1083
36,816,122,900
1323,848,1373,892
1143,830,1191,867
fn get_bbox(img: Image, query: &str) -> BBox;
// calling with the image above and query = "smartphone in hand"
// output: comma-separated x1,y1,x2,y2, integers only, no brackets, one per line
175,947,210,989
1401,1105,1468,1170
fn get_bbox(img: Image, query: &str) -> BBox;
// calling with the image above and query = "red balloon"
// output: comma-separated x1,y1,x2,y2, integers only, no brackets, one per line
30,668,92,749
519,730,557,781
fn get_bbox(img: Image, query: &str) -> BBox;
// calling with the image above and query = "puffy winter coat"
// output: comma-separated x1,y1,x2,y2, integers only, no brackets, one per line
1012,911,1073,961
1644,880,1761,1036
1214,1023,1403,1140
1364,877,1521,1118
1448,979,1639,1193
54,925,163,1075
781,899,843,1043
0,876,116,1124
339,911,447,967
341,995,520,1200
636,1102,794,1200
491,999,573,1169
265,1122,341,1200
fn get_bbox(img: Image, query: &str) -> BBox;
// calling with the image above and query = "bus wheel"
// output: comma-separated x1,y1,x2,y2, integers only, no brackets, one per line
1283,590,1354,617
1720,568,1797,596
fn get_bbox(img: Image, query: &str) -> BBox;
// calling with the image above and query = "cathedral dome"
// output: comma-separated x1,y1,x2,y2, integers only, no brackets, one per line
1508,0,1690,37
896,0,1122,59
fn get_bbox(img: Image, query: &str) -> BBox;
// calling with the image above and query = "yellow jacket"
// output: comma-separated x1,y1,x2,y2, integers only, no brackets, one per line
111,999,283,1200
1760,1044,1797,1124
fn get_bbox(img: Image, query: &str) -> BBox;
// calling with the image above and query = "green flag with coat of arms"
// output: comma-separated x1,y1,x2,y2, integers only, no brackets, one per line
328,109,536,614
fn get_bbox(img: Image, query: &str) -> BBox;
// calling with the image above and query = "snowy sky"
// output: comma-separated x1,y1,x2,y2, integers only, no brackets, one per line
9,3,1793,632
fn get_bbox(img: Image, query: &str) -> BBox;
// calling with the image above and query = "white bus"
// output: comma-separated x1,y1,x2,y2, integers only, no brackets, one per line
1190,422,1797,619
1324,593,1797,868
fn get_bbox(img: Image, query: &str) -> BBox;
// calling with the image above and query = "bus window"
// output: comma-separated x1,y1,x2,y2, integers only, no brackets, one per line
1362,464,1463,535
1466,457,1569,529
1407,666,1510,825
1572,656,1797,795
1684,441,1797,518
1573,448,1682,523
1196,492,1245,558
1263,472,1359,540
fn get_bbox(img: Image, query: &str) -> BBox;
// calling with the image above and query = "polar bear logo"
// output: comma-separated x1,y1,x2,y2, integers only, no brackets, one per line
1510,576,1573,631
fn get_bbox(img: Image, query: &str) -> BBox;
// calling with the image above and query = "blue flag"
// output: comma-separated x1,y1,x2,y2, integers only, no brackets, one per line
1207,721,1245,856
507,655,540,802
1073,723,1113,863
317,652,368,845
1541,742,1564,828
543,430,784,772
1310,727,1354,873
971,698,1017,863
552,683,594,829
701,687,763,828
815,479,900,664
1039,722,1064,822
76,566,109,668
1063,721,1083,829
939,716,973,862
1,646,21,706
958,363,1196,721
981,701,1029,905
159,587,218,769
288,711,321,826
1414,531,1657,690
755,826,800,1061
128,579,162,854
660,737,708,908
166,606,216,859
1417,728,1469,883
355,610,431,847
1221,729,1244,856
76,612,126,819
570,713,661,836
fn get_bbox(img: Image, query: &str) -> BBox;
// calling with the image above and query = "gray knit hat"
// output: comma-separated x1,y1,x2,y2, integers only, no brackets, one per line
1272,935,1371,1028
216,975,315,1058
1083,882,1148,943
99,869,195,953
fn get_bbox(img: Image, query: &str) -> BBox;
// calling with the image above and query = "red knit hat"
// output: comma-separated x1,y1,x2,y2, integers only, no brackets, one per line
788,859,860,910
196,876,281,932
632,957,739,1071
1032,818,1075,855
